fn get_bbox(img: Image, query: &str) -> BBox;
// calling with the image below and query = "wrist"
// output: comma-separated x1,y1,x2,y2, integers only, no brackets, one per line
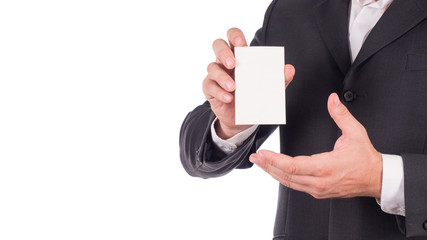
215,120,252,139
371,151,383,199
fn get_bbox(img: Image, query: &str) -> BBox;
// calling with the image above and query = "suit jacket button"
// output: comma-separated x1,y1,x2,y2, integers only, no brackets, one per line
423,220,427,230
343,90,355,102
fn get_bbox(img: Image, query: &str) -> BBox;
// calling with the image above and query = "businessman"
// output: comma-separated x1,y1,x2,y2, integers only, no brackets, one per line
180,0,427,239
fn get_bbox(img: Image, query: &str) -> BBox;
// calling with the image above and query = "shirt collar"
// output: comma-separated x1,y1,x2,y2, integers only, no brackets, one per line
356,0,393,8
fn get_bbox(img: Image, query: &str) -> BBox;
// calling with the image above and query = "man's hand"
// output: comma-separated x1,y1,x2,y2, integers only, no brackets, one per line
203,27,295,139
249,93,383,199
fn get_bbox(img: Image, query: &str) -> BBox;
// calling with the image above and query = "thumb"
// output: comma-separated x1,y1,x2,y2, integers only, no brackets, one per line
327,93,362,135
285,64,296,88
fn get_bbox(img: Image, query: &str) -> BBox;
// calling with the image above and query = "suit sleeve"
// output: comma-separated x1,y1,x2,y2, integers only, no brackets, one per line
179,0,280,178
395,153,427,237
179,101,277,178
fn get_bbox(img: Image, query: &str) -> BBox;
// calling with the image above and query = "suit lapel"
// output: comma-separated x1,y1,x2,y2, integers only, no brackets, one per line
313,0,351,75
352,0,427,68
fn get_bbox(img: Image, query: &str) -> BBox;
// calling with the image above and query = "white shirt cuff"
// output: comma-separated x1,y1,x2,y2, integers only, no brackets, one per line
377,154,405,216
210,118,258,154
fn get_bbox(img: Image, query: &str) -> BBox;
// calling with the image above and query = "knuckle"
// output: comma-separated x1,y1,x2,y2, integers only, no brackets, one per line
227,27,239,36
263,160,271,173
202,77,208,91
311,189,326,199
217,72,229,84
281,172,292,182
315,180,328,192
212,38,224,49
313,159,329,176
289,161,298,175
336,105,349,117
312,193,323,199
205,78,215,89
267,156,276,169
261,157,273,174
281,180,291,188
207,62,217,73
205,81,219,97
214,88,223,100
219,48,231,60
316,166,326,176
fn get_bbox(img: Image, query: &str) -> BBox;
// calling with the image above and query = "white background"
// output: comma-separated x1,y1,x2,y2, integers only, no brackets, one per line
0,1,282,239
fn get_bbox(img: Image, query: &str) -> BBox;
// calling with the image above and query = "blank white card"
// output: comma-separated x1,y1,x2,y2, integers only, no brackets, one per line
234,46,285,125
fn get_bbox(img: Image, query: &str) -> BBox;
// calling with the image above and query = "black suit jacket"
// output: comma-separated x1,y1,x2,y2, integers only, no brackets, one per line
179,0,427,239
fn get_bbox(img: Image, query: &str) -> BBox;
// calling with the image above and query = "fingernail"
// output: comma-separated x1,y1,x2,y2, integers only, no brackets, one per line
226,80,234,90
223,94,231,102
333,94,340,107
250,154,258,164
235,37,243,46
226,57,234,68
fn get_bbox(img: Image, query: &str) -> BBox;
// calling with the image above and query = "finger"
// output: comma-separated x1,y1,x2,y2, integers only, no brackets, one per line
212,38,235,69
207,62,235,92
262,167,332,199
259,160,320,186
262,167,323,197
250,150,317,176
287,182,331,199
327,93,365,136
203,78,233,103
285,64,295,88
227,27,248,48
283,182,320,197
